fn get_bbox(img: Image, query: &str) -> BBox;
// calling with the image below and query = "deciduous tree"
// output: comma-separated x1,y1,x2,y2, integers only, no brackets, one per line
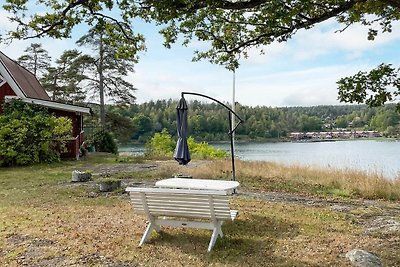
3,0,400,109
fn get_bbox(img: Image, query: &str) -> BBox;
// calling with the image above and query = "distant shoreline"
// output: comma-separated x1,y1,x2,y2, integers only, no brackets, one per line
119,137,399,147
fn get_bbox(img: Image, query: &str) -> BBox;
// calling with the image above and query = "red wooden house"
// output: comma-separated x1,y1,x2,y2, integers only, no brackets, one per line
0,51,91,159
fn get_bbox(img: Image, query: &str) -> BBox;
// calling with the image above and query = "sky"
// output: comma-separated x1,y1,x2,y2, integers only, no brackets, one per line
1,8,400,108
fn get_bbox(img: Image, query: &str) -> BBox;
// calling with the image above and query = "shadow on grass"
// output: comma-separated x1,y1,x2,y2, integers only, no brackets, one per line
144,213,314,266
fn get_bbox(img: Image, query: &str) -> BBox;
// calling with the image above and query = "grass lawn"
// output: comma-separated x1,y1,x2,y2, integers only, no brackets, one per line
0,155,399,266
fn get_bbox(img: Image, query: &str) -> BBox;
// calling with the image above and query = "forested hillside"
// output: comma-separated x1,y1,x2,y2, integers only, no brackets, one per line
87,100,400,143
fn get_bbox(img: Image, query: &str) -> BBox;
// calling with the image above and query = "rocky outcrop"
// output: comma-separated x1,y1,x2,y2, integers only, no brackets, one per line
364,217,400,234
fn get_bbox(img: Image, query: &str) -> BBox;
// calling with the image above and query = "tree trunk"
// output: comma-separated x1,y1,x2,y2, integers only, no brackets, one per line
99,33,106,128
34,53,38,77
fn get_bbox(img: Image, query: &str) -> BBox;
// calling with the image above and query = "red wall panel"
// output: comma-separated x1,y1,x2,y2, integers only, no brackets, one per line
0,83,16,113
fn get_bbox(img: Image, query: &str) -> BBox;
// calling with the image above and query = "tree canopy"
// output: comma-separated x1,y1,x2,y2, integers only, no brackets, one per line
2,0,400,109
41,49,90,102
3,1,399,66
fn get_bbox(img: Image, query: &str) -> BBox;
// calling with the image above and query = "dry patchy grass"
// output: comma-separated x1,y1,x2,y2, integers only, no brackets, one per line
1,156,399,266
1,194,399,266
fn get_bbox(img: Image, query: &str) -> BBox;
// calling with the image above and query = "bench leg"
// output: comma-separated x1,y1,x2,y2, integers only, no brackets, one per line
217,222,223,238
140,222,156,246
208,228,218,252
208,222,223,252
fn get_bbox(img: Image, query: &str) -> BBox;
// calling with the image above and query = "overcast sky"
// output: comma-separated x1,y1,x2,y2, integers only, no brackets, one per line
1,8,399,108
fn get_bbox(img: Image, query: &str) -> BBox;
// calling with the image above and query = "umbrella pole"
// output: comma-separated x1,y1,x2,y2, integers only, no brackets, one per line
228,112,236,182
180,92,243,188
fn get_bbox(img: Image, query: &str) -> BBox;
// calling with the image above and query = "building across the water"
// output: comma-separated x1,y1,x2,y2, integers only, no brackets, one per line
289,130,382,141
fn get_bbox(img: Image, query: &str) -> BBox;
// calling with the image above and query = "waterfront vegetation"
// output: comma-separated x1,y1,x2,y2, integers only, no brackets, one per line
197,160,400,201
1,154,399,266
145,129,228,160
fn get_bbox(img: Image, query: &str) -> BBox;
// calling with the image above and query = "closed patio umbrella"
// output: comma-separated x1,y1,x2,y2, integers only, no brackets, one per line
174,97,191,165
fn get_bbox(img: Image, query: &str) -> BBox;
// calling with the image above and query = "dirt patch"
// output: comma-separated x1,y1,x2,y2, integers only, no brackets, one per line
5,232,138,267
6,234,32,245
76,254,137,267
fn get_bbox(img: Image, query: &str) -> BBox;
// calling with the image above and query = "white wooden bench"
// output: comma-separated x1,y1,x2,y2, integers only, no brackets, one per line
126,187,238,252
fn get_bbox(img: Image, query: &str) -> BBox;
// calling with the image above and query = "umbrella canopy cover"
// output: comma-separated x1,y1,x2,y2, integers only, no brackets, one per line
174,97,191,165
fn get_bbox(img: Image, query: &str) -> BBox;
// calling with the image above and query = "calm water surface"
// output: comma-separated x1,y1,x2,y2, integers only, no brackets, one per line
119,140,400,179
213,140,400,179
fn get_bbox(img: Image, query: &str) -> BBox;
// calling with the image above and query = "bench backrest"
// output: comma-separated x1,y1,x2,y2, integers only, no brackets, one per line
126,187,232,220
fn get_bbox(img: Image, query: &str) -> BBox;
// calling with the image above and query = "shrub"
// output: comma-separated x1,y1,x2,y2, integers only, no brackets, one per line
145,129,228,160
0,100,72,166
145,129,175,158
89,129,118,154
187,137,228,159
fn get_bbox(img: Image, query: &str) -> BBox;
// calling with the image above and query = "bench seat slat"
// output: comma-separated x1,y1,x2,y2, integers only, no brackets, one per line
131,205,230,213
130,200,229,207
133,207,231,216
130,196,229,203
147,206,230,214
126,187,227,195
132,199,229,207
130,194,229,202
138,210,232,219
131,198,229,207
131,202,231,212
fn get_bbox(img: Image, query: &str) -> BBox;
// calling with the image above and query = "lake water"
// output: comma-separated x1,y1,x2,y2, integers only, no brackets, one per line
119,140,400,180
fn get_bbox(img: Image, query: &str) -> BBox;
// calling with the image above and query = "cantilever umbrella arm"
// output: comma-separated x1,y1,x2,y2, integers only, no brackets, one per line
181,92,244,182
181,92,244,126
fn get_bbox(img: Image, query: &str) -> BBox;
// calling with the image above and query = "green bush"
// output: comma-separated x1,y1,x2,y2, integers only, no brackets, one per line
145,129,175,157
187,137,228,159
145,129,228,160
88,129,118,154
0,100,72,166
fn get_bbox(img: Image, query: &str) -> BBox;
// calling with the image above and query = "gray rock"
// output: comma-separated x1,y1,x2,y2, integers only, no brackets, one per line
72,170,92,182
346,249,383,267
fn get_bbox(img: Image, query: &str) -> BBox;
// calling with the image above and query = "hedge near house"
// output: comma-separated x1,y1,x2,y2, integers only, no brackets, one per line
0,100,72,166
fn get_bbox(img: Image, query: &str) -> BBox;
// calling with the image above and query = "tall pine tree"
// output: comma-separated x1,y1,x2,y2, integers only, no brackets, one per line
41,50,91,103
17,43,51,77
76,21,144,127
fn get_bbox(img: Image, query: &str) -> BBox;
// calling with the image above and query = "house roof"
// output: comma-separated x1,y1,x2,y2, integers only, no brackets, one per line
0,51,50,100
0,51,90,114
